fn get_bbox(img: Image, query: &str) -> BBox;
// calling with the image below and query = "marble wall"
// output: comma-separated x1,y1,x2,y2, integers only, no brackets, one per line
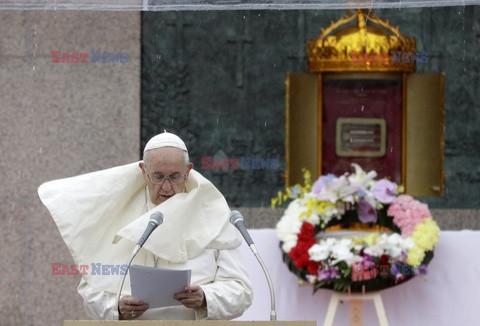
0,10,141,326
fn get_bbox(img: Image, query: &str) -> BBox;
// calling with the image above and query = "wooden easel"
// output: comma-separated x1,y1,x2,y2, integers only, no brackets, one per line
323,286,388,326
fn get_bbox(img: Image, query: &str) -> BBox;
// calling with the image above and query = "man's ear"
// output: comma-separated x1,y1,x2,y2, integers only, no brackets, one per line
187,162,193,172
139,161,149,183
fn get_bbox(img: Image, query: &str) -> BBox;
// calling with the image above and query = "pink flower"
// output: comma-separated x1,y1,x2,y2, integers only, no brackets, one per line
388,195,432,237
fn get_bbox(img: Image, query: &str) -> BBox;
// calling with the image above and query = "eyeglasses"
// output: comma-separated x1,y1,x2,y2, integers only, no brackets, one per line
146,172,187,185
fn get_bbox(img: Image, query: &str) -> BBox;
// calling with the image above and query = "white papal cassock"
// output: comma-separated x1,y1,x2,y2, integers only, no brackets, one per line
38,162,253,320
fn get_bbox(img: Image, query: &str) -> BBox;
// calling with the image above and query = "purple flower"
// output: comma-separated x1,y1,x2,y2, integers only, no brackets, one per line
361,254,375,269
390,264,399,275
371,179,397,204
358,199,378,223
355,187,368,199
312,174,336,195
318,268,340,281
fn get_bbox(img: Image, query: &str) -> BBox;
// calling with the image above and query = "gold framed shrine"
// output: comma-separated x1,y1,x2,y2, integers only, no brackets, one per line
286,10,444,196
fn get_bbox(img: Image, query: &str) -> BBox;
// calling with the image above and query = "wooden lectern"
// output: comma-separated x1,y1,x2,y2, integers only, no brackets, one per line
65,321,316,326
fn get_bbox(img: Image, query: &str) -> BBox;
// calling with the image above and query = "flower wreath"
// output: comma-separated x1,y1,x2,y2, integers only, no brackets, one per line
272,164,440,292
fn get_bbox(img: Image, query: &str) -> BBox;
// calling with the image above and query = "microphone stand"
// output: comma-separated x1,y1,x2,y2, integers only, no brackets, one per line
113,211,163,319
249,243,276,321
114,244,141,319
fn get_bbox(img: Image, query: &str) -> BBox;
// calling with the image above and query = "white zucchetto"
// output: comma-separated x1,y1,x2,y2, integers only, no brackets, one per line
144,131,188,153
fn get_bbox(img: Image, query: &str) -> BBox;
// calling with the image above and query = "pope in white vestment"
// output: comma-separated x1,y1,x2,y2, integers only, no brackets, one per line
38,132,253,320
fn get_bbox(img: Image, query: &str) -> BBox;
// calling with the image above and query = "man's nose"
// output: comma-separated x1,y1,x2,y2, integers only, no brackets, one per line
161,180,172,191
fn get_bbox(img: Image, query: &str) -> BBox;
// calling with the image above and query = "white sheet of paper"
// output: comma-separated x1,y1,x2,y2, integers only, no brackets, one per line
129,264,192,309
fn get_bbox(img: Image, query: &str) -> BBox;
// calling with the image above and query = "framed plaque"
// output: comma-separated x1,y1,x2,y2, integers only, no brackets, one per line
336,118,386,157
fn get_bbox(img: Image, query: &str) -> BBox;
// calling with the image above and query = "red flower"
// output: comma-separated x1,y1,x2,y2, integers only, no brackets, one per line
289,222,318,274
289,241,312,267
306,261,321,275
297,222,315,241
379,254,390,266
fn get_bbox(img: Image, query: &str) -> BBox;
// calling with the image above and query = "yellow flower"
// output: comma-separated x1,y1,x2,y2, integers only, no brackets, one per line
406,246,425,266
302,169,312,189
365,232,379,246
271,168,313,209
271,198,278,209
353,232,380,246
411,218,440,251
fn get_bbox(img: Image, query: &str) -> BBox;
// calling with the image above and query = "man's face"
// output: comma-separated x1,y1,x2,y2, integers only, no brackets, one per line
140,147,193,205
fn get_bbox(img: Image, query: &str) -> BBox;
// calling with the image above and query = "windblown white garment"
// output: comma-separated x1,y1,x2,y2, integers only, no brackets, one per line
38,162,252,320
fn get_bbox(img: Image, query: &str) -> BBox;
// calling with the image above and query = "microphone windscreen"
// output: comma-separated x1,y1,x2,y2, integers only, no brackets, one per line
229,210,243,225
150,211,164,225
229,210,255,246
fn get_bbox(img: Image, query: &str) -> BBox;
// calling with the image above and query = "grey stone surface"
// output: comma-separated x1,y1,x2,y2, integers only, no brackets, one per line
0,10,140,326
27,10,141,59
0,11,26,57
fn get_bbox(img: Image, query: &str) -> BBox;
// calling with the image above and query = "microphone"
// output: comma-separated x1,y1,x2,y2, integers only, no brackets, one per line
229,210,254,247
229,210,277,321
137,211,164,247
115,211,164,319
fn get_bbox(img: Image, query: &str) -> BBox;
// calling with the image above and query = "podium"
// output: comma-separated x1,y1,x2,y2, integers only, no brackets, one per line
65,321,316,326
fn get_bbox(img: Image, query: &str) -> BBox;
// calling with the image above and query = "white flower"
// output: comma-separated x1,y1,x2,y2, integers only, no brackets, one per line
330,239,353,260
281,240,298,253
375,234,387,248
384,233,414,259
297,194,321,225
403,237,415,249
308,238,336,260
361,233,416,260
386,246,402,258
310,238,362,266
386,233,404,247
309,243,331,261
348,163,377,190
317,175,361,203
276,201,303,253
364,245,384,257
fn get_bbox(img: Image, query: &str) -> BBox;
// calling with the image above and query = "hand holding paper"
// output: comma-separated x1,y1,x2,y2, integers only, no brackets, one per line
173,284,207,309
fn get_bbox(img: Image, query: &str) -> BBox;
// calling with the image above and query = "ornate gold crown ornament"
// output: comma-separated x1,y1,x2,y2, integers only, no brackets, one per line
307,9,418,73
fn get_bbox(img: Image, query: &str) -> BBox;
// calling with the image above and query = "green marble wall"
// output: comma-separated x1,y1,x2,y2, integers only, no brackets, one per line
141,6,480,208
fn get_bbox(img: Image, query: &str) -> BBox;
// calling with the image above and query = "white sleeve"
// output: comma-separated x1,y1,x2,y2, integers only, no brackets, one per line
77,277,120,320
200,247,253,320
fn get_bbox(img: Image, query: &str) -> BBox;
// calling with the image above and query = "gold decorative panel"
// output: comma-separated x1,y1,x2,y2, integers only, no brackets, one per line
307,9,417,73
